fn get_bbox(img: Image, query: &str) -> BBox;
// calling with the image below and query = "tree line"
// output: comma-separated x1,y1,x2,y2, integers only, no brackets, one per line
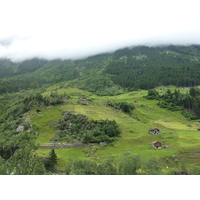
145,87,200,120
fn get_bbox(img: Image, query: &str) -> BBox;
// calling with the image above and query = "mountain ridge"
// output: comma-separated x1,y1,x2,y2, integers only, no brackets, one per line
1,44,200,95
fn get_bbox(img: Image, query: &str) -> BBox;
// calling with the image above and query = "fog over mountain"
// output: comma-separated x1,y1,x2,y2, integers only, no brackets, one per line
0,0,200,62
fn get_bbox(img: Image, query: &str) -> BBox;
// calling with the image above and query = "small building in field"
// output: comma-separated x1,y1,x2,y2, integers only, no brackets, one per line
197,128,200,131
149,128,161,135
151,141,162,149
36,109,41,114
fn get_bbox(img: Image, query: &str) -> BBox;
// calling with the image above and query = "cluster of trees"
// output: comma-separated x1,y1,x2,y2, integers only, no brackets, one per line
64,155,200,175
79,75,124,96
2,92,68,122
145,87,200,120
65,156,161,175
104,45,200,90
53,113,121,143
0,118,47,175
44,149,58,171
107,100,135,114
0,89,68,174
23,91,69,107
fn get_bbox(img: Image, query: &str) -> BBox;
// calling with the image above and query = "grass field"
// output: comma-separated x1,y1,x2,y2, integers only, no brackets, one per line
29,85,200,171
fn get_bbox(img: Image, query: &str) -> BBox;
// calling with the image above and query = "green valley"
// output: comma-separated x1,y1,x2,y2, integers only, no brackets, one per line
1,45,200,174
23,85,200,174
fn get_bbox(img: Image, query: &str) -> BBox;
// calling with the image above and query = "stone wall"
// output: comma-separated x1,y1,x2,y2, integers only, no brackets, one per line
39,143,91,149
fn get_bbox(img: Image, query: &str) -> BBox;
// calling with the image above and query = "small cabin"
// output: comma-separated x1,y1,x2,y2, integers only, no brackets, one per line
198,128,200,131
36,109,41,114
149,128,160,135
151,141,162,149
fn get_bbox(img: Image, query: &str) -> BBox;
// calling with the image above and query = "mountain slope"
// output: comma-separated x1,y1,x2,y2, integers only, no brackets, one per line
1,45,200,95
1,45,200,174
29,85,200,172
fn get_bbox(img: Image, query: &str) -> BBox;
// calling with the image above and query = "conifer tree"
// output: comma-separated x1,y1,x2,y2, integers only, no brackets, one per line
45,149,58,170
49,149,58,167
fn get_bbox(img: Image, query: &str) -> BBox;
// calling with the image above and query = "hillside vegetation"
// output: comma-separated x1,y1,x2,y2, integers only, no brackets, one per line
1,45,200,95
1,45,200,174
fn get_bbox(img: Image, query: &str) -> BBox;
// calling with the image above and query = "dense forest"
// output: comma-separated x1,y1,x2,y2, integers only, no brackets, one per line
105,45,200,90
1,45,200,95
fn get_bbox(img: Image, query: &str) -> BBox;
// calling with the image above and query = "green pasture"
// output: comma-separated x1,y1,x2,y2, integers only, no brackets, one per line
29,86,200,170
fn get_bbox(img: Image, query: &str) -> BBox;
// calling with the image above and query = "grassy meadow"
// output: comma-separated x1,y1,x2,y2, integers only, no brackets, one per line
29,85,200,170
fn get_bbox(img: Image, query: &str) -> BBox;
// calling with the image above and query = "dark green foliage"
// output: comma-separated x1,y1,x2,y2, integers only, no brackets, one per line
146,87,200,119
63,155,200,175
0,90,51,175
107,100,135,113
44,149,58,170
53,113,121,143
96,157,117,175
79,74,124,96
0,59,79,94
0,128,47,175
23,91,68,109
188,164,200,175
145,89,159,100
65,158,97,175
49,149,58,165
2,45,200,95
181,110,198,120
141,157,162,175
118,156,141,175
105,45,200,90
8,147,46,175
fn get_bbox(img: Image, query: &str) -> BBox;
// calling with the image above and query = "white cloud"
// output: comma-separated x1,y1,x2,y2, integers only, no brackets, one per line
0,0,200,61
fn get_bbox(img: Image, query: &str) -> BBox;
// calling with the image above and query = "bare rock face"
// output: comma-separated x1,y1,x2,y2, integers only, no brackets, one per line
78,100,88,105
124,151,131,156
16,126,24,132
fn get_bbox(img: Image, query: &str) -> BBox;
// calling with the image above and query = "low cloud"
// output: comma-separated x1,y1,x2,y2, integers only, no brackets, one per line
0,0,200,62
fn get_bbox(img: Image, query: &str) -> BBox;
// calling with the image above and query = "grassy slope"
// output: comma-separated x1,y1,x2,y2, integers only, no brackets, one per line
28,85,200,170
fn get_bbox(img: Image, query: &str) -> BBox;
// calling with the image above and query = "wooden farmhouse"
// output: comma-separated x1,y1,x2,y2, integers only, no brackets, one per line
149,128,161,135
151,141,162,149
36,109,41,114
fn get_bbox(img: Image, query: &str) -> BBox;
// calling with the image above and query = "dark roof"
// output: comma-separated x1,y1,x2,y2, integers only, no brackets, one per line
151,141,160,145
150,128,159,130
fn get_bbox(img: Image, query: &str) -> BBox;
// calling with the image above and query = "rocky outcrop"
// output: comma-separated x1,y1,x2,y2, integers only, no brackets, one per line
16,126,24,132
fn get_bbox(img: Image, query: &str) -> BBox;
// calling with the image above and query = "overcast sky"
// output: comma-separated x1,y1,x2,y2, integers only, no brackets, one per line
0,0,200,61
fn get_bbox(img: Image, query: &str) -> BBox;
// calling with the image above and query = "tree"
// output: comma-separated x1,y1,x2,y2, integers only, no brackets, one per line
141,157,162,175
45,149,58,170
65,158,97,175
118,156,141,175
8,147,46,175
96,157,117,175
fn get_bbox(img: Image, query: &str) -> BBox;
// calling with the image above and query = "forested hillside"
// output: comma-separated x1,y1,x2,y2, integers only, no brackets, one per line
105,45,200,89
1,45,200,95
1,45,200,175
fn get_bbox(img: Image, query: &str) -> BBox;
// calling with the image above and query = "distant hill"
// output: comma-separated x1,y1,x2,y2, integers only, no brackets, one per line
1,45,200,94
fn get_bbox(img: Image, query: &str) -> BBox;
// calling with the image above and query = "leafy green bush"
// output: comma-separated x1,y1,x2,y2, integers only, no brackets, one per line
107,100,135,113
53,113,121,143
